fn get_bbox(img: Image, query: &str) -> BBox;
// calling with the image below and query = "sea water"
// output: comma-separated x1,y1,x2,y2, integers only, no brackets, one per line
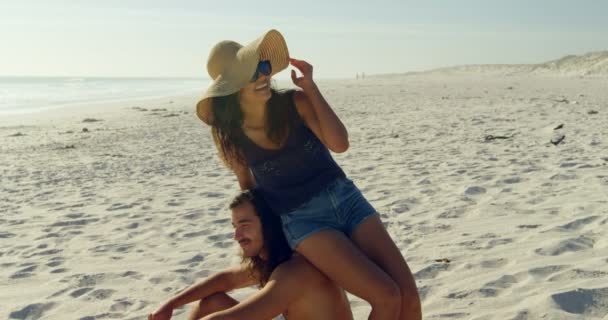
0,77,210,115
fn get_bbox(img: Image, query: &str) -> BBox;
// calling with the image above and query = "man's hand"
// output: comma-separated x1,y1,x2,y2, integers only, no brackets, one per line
148,304,173,320
290,58,317,92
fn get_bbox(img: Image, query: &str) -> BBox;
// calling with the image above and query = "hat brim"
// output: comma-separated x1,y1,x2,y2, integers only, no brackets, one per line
196,29,290,125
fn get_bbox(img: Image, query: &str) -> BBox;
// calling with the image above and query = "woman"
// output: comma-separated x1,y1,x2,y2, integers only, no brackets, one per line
196,29,421,320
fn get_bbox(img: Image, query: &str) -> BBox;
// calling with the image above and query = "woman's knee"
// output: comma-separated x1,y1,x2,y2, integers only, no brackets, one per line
369,279,402,308
399,284,422,317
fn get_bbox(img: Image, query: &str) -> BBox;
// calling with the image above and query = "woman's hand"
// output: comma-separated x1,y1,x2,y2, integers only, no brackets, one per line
290,58,317,92
148,305,173,320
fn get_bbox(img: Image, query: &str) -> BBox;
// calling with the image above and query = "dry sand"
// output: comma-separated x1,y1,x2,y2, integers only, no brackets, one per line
2,74,608,319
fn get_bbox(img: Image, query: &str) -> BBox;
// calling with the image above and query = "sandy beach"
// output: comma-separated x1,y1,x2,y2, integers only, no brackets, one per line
2,72,608,319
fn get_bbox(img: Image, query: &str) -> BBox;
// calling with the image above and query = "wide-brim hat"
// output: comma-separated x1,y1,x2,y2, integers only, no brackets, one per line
195,29,290,125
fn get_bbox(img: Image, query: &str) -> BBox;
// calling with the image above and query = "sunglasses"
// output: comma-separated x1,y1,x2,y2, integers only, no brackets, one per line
251,60,272,82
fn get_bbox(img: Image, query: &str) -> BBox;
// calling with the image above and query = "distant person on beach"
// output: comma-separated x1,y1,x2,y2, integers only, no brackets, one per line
196,29,421,319
148,190,353,320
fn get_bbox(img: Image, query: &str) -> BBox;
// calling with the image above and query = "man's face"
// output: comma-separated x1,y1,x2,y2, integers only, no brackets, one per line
231,201,264,257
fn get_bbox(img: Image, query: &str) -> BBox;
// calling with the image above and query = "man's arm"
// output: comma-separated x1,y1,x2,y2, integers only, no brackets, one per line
200,261,309,320
151,266,256,315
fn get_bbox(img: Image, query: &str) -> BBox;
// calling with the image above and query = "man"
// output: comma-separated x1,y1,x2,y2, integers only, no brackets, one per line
148,190,353,320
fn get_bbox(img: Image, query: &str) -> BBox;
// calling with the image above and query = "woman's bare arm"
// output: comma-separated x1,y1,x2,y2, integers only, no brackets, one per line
290,58,349,153
233,161,256,190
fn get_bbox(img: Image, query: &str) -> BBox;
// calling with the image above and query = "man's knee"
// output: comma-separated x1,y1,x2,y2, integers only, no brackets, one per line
199,292,226,307
201,293,231,309
189,293,234,319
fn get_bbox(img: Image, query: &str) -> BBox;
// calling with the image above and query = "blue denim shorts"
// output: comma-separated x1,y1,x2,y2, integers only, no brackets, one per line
280,177,378,250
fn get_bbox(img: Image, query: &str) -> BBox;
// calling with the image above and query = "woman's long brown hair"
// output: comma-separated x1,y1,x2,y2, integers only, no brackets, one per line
210,87,296,169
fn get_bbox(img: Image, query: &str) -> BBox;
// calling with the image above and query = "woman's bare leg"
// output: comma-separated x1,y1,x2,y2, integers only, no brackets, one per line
295,229,402,320
351,215,421,320
188,292,238,320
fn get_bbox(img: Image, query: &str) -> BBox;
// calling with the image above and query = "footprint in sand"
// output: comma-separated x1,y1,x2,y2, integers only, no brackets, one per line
501,177,522,184
201,191,225,198
551,287,608,318
449,274,521,299
551,215,600,232
479,274,522,297
517,224,541,229
10,265,37,279
50,268,69,273
416,285,431,301
61,273,110,287
70,287,94,298
88,289,116,300
528,265,570,279
106,203,139,211
214,241,233,249
110,298,135,312
166,199,183,207
179,254,205,265
148,270,178,284
535,235,594,256
125,222,139,229
550,173,578,181
445,289,475,299
47,288,71,299
181,210,204,220
89,244,134,254
183,229,212,238
9,302,56,320
0,231,16,238
464,186,486,196
435,312,470,318
437,206,466,219
121,270,143,279
207,232,233,242
79,313,124,320
24,248,63,258
511,310,531,320
414,263,450,280
212,217,231,224
548,268,608,282
479,258,509,269
51,218,99,227
559,162,579,168
46,257,64,267
485,238,514,249
389,201,410,214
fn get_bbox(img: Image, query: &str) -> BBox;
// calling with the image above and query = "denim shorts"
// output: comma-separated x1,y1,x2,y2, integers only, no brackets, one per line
280,177,378,250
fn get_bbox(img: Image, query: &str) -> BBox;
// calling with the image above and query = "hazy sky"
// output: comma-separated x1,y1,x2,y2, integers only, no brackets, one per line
2,0,607,78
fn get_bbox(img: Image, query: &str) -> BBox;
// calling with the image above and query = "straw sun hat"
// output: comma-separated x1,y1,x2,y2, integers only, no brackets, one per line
195,29,290,125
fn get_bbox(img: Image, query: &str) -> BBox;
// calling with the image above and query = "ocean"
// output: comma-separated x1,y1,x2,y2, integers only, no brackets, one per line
0,77,210,115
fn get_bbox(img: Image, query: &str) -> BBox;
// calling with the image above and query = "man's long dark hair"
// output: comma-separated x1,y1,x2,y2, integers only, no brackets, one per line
211,88,296,169
229,190,292,287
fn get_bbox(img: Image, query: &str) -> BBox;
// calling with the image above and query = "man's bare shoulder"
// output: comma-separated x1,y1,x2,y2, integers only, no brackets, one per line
269,255,327,286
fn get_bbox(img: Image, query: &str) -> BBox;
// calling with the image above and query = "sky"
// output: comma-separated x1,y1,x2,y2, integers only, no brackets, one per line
2,0,608,79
